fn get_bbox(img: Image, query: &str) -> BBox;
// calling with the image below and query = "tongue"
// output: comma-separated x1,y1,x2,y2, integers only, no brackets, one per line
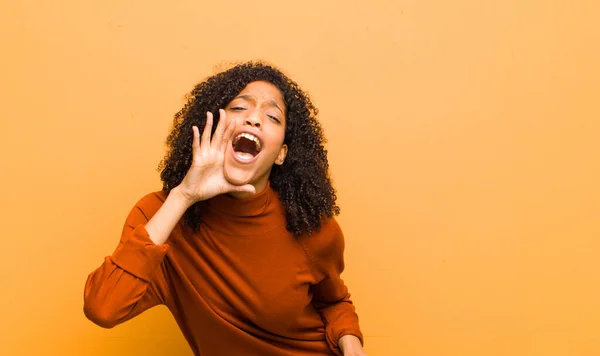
235,152,254,160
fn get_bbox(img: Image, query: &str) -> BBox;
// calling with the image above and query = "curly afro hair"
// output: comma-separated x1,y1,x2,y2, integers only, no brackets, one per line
158,61,339,236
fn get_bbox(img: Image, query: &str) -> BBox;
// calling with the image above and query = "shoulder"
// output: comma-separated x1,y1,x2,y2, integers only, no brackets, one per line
121,190,169,236
298,217,345,264
131,190,169,220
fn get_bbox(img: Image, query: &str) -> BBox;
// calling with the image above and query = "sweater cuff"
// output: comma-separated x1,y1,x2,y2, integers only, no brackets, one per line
110,224,168,281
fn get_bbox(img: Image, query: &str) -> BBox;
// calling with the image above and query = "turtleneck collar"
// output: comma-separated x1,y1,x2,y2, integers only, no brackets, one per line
201,182,287,236
207,182,275,218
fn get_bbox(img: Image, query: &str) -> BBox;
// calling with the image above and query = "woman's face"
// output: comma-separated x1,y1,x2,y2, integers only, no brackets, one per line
222,80,288,194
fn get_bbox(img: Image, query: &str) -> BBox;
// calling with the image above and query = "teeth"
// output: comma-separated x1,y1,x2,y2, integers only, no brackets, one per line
235,132,261,151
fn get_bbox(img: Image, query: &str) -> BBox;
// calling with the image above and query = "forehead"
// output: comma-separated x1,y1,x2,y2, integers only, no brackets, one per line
236,81,284,104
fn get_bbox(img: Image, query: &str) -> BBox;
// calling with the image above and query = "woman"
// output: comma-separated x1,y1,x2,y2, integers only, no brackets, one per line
84,62,366,356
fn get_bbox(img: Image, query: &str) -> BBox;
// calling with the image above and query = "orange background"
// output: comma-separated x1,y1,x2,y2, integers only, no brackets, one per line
1,0,599,355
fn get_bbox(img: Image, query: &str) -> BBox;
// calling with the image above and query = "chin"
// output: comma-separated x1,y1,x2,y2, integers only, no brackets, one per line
224,169,252,185
223,163,255,186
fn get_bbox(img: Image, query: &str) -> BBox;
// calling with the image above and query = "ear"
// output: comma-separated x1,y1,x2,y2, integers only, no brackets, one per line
275,144,288,165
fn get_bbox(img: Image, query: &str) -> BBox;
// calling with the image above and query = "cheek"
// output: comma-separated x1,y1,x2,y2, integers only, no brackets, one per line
269,134,286,151
224,112,243,123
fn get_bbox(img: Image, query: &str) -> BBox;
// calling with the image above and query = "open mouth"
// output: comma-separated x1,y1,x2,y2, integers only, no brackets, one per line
232,132,262,161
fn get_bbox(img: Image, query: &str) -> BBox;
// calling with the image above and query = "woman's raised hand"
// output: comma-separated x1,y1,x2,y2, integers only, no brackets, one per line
176,109,255,204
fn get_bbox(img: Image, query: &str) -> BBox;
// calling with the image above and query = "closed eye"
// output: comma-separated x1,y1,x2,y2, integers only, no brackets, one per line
268,115,281,123
230,107,246,111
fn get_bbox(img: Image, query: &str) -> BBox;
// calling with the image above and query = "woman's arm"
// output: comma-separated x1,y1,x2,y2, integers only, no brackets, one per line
301,218,365,356
83,193,171,328
144,187,193,245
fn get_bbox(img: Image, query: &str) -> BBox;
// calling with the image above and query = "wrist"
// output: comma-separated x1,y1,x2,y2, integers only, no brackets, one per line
170,186,197,208
338,334,363,353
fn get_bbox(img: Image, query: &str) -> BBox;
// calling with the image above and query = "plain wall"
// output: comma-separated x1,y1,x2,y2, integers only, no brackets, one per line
1,0,599,355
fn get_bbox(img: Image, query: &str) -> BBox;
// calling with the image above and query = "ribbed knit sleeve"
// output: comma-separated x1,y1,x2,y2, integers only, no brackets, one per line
300,218,363,355
83,192,169,328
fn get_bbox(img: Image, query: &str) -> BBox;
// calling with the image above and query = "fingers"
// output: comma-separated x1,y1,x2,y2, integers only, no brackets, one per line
201,112,213,151
192,126,201,158
211,109,228,149
220,118,237,152
198,110,235,154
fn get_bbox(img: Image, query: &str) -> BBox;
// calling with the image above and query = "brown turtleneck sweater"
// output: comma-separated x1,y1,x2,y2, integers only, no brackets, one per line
83,185,362,356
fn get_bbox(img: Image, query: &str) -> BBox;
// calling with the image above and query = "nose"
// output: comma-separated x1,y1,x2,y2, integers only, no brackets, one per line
244,113,261,129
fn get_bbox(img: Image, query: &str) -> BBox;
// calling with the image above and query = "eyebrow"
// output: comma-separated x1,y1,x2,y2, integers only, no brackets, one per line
233,94,284,115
